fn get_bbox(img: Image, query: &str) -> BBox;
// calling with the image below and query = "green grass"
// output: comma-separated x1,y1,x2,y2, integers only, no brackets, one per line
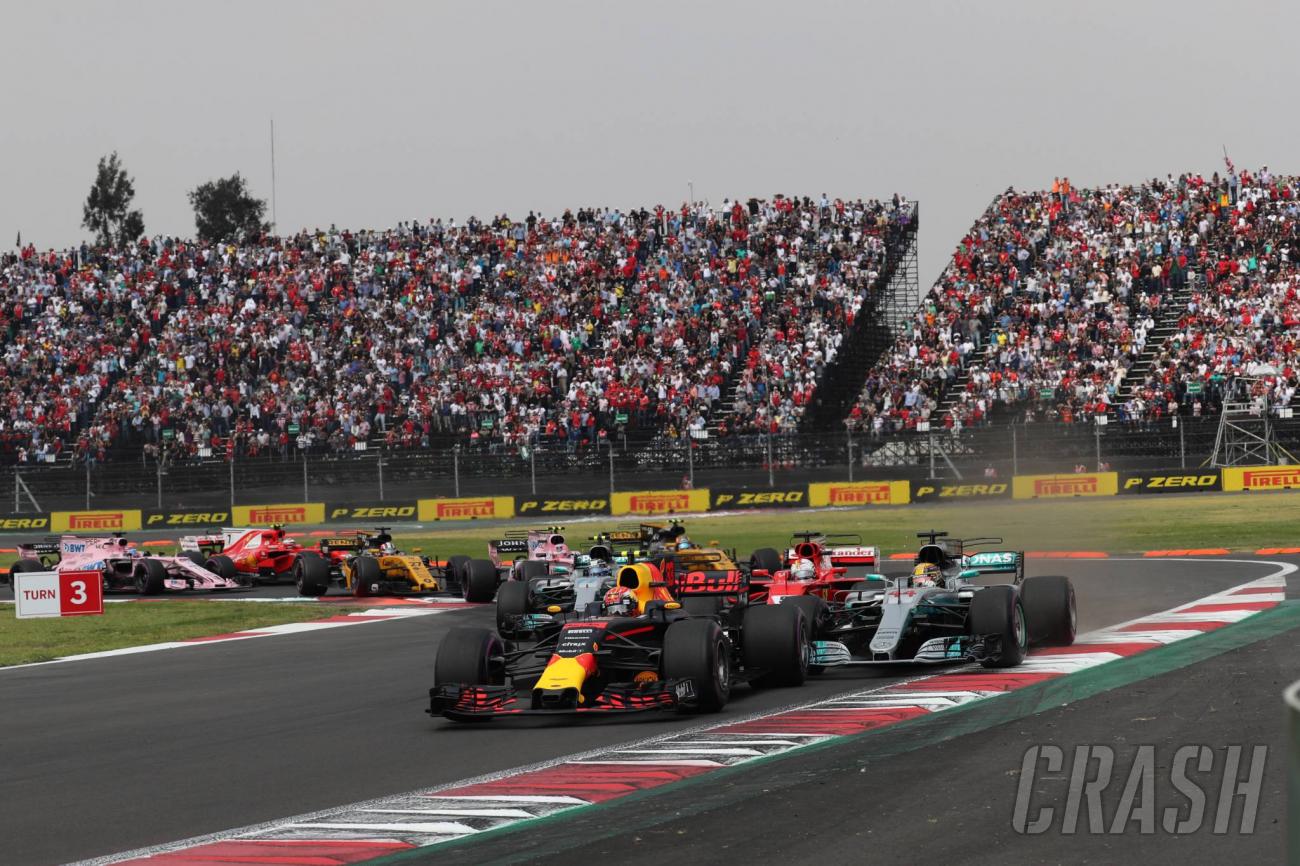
386,490,1300,559
0,601,361,667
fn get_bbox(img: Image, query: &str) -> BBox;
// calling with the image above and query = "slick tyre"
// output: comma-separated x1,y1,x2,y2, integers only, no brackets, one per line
446,555,470,593
9,558,44,585
134,558,167,595
463,559,499,603
516,560,550,581
1021,575,1077,646
294,551,331,597
970,585,1028,668
742,602,810,687
178,550,207,568
749,547,782,575
662,618,730,713
205,555,237,581
782,595,828,674
495,580,531,637
435,627,506,687
351,555,382,598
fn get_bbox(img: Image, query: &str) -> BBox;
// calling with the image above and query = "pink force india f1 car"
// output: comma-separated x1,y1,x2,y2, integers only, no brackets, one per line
8,535,248,595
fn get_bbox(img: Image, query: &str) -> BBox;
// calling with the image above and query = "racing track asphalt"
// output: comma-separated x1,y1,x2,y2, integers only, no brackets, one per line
0,557,1281,865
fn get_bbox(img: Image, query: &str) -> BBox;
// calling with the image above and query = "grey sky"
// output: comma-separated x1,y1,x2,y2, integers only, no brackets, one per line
3,0,1297,285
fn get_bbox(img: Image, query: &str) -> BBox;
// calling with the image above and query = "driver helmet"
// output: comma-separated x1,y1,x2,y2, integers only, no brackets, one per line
588,560,611,577
791,558,816,580
912,563,941,587
380,542,397,555
676,537,694,550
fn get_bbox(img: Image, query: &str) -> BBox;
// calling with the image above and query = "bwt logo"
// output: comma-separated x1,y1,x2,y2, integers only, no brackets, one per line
249,507,307,523
828,485,891,505
1035,477,1098,496
1012,744,1267,835
436,500,496,518
1241,469,1300,488
628,494,691,513
69,513,125,530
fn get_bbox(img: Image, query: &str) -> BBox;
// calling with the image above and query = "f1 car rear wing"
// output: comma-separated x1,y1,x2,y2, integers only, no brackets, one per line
17,538,62,556
963,550,1024,577
669,569,748,596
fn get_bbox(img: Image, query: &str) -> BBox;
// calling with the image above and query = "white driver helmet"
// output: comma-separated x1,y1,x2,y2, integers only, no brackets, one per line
381,542,397,555
792,558,815,580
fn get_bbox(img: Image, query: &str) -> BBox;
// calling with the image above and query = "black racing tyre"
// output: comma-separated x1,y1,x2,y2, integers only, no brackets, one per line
517,560,550,581
294,551,331,597
9,558,44,585
435,627,506,686
749,547,782,574
1020,575,1077,646
662,618,730,712
681,595,724,618
446,555,470,592
134,558,167,595
463,558,499,603
742,602,809,687
205,555,237,580
496,579,531,636
351,555,382,598
178,550,207,568
781,596,828,674
969,585,1027,668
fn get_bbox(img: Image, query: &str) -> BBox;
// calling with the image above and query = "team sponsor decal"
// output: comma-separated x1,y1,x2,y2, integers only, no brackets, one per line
516,497,610,516
610,489,710,516
231,503,327,525
1222,464,1300,492
144,509,230,527
0,516,49,530
911,482,1010,501
710,488,805,509
50,509,142,533
417,496,516,521
1120,470,1221,495
1011,472,1118,499
807,480,910,507
327,503,418,521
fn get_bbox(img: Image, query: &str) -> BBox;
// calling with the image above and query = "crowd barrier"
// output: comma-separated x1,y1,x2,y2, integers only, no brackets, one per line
8,464,1300,531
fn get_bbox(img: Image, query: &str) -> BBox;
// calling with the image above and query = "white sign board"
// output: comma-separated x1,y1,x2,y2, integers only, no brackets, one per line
14,571,61,618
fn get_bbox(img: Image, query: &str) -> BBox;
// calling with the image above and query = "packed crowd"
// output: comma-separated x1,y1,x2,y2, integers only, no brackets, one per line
0,195,914,463
847,167,1300,437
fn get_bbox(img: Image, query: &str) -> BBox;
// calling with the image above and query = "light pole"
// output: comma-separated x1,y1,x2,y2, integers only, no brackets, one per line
453,444,461,498
918,421,934,480
1094,413,1107,470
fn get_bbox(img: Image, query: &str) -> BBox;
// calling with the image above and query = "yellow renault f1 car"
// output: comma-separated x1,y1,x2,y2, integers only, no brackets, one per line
428,560,809,721
299,528,451,598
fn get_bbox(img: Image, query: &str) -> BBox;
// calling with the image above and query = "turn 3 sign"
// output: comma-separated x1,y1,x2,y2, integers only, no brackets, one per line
14,570,104,619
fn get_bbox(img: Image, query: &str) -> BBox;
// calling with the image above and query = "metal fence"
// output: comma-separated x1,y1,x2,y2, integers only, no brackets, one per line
4,414,1295,514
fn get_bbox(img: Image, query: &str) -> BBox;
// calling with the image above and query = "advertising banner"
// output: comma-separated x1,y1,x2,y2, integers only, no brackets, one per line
326,503,419,522
610,489,711,516
1011,473,1118,499
0,515,49,531
515,497,611,516
711,488,807,510
417,497,516,521
1221,465,1300,492
1119,470,1221,495
144,509,230,528
911,482,1011,502
807,481,911,507
50,509,143,533
231,503,326,526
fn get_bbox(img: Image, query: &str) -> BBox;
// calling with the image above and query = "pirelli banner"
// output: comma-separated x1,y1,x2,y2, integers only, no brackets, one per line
144,509,230,528
418,496,516,521
808,481,911,507
1012,473,1119,499
231,503,327,526
327,502,419,522
516,497,611,516
1222,465,1300,492
712,488,807,509
911,482,1010,502
1119,470,1221,495
50,509,143,533
611,489,711,516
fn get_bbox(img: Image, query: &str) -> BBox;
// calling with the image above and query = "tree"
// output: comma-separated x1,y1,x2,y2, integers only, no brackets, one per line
82,152,145,247
188,173,268,243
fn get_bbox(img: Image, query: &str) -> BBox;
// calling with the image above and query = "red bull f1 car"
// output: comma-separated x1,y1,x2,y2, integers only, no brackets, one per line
783,531,1075,670
430,560,810,721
